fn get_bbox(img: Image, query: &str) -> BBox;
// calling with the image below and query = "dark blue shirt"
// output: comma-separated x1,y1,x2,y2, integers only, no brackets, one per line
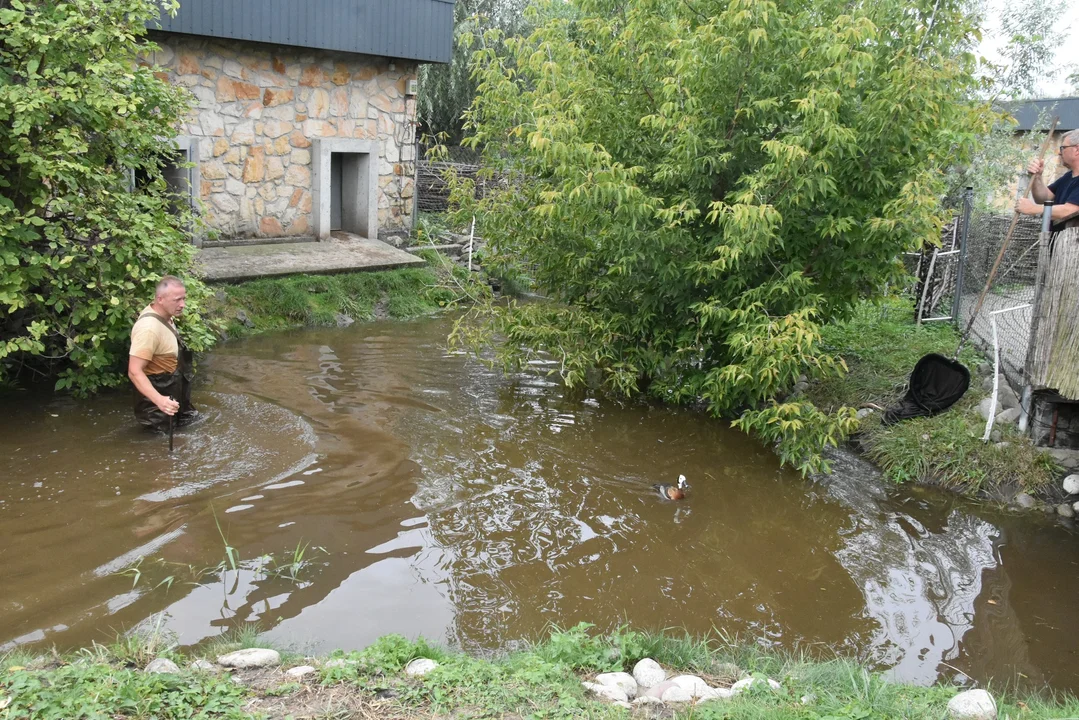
1048,171,1079,231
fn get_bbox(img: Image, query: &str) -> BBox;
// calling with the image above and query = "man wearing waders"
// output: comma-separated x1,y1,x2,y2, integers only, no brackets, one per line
128,275,196,431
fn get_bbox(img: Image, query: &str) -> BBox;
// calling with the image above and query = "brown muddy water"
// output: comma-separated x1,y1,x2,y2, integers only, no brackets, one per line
3,315,1079,691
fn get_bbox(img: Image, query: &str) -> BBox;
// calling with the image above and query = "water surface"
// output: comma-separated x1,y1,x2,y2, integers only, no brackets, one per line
2,316,1077,690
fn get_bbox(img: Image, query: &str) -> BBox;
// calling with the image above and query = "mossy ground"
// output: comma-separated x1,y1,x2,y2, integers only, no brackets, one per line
3,624,1078,719
807,298,1058,497
202,251,482,340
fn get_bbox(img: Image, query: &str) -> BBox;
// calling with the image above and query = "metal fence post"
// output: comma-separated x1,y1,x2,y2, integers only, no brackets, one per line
951,186,974,325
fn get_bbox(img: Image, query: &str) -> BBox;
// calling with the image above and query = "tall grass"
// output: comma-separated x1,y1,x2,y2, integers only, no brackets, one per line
808,298,1058,494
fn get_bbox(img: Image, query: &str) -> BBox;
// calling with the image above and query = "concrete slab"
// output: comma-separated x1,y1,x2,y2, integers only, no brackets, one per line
196,232,426,283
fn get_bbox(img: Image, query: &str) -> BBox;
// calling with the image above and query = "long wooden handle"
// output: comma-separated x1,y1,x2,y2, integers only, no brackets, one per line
956,116,1060,356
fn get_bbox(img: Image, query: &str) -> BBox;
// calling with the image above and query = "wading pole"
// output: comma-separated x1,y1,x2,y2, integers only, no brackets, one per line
168,397,175,453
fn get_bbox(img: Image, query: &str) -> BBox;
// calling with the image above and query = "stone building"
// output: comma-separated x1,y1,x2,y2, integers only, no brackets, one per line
146,0,454,245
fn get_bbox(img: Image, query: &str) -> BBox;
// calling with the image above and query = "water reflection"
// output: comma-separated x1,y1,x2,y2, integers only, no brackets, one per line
2,317,1078,691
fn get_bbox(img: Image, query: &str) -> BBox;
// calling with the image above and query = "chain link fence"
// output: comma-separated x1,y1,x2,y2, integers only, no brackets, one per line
906,190,1045,390
416,145,486,214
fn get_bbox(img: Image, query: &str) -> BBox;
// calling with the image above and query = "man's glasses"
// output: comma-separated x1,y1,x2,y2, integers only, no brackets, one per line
1060,144,1076,154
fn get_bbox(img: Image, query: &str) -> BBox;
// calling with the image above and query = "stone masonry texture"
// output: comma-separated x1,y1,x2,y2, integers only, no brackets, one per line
145,33,417,239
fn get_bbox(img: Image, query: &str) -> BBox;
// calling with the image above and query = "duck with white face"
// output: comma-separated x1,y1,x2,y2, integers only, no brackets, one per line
653,474,689,500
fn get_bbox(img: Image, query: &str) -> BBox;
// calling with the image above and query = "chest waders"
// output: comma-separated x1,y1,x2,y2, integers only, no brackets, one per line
133,312,197,432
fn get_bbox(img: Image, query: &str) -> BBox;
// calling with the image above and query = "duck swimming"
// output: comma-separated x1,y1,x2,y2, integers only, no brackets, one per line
653,474,688,500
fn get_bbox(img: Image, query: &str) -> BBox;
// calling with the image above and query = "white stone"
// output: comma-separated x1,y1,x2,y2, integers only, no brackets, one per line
211,193,240,213
225,178,245,195
189,85,217,109
947,689,997,720
144,658,180,674
660,685,693,703
216,648,281,669
613,701,632,709
189,659,216,672
200,114,224,137
695,687,734,704
323,658,356,669
223,59,243,78
583,682,629,703
730,677,781,694
632,658,666,688
670,675,711,698
1063,474,1079,495
404,658,439,676
286,665,317,678
998,384,1020,410
632,696,664,706
977,397,1002,421
995,408,1021,425
595,672,637,699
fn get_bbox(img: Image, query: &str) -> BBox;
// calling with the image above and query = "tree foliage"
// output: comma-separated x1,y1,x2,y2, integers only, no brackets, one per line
449,0,992,473
0,0,213,393
416,0,539,144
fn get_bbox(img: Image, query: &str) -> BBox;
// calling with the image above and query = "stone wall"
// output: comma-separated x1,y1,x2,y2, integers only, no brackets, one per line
145,32,416,239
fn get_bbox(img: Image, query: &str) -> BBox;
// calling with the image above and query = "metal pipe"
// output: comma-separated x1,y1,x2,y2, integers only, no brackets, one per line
1041,200,1055,234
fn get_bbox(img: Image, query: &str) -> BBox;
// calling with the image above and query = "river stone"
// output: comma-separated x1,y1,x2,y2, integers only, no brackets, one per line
144,658,180,674
695,687,734,704
1045,448,1079,470
613,701,632,709
632,658,666,688
405,658,439,676
731,677,782,694
977,397,1002,421
1057,503,1076,518
856,408,873,419
713,662,743,684
998,384,1020,410
217,648,281,669
583,681,629,703
323,658,356,669
642,679,677,699
947,689,997,720
189,659,217,672
335,313,354,328
976,362,992,377
670,674,711,698
595,671,637,699
660,685,694,703
995,408,1021,425
1014,492,1036,509
633,696,664,706
1063,474,1079,495
286,665,317,678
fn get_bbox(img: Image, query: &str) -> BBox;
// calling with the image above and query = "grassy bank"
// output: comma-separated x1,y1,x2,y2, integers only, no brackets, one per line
3,624,1076,719
807,298,1058,497
202,251,483,340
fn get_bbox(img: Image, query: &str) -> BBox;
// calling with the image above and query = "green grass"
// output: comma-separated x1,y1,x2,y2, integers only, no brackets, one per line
4,625,1079,719
206,259,481,339
807,298,1058,495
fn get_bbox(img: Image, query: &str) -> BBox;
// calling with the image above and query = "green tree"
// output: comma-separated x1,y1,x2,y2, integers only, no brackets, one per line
0,0,212,393
417,0,540,145
449,0,992,473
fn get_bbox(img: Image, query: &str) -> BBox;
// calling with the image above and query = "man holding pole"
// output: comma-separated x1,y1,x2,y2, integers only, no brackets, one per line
1017,128,1079,231
128,275,197,432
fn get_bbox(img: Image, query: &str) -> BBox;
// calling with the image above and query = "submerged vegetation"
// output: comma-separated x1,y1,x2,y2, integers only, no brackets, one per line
3,624,1079,719
807,298,1058,495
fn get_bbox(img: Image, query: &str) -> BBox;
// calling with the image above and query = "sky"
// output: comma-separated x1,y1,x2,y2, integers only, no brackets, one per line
978,0,1078,98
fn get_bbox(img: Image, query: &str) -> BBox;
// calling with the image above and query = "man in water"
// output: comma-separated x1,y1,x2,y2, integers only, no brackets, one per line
1017,128,1079,231
128,275,197,431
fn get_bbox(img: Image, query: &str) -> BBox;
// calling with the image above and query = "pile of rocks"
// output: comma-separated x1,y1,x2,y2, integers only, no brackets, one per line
145,648,284,675
581,658,781,708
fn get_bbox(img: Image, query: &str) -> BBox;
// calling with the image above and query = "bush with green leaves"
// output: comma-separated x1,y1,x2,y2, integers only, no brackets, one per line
0,0,213,394
448,0,993,473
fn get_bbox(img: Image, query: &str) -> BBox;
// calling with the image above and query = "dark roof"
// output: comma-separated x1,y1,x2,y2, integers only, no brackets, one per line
150,0,454,64
1010,97,1079,132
